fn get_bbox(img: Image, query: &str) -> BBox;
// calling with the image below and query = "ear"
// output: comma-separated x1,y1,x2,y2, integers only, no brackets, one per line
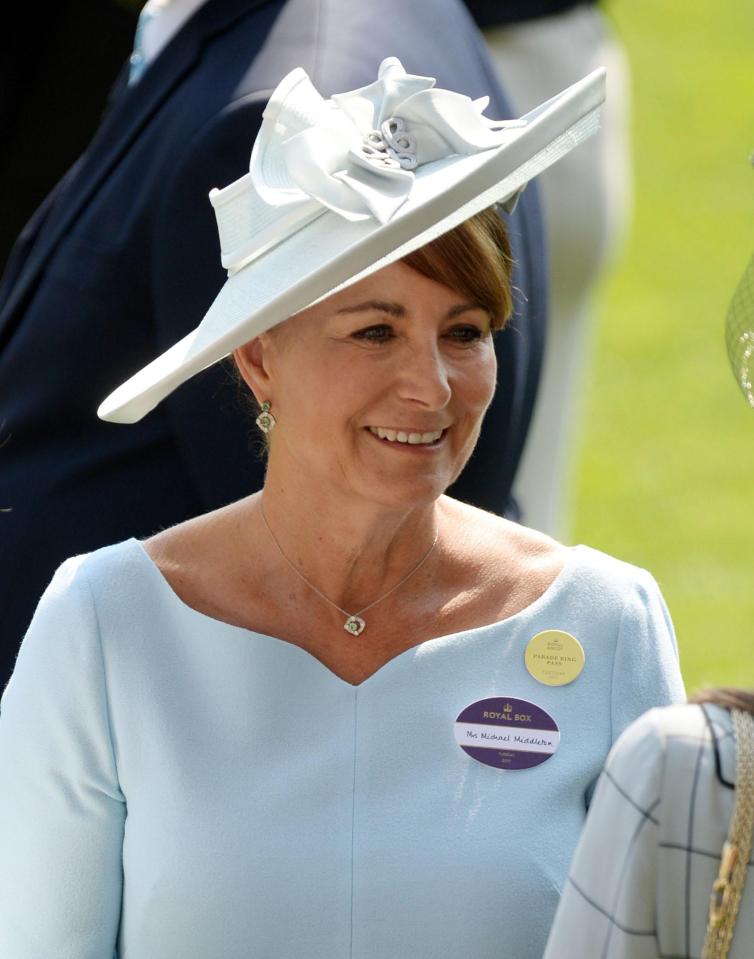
233,336,273,405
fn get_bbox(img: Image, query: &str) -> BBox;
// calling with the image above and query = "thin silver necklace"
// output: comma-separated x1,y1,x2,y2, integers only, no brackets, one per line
259,503,439,636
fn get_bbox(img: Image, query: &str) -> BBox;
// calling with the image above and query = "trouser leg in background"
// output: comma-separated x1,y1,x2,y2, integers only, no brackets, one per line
484,3,632,538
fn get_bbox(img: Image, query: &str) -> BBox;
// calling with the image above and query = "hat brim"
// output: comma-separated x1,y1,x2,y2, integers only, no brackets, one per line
98,68,605,424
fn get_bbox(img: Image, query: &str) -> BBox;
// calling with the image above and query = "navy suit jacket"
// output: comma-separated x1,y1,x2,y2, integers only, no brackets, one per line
0,0,546,686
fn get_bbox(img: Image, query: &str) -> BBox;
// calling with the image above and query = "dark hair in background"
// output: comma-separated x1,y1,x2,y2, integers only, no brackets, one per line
689,687,754,715
2,1,137,270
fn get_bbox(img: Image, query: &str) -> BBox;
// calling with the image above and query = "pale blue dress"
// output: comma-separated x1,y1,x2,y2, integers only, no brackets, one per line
0,539,684,958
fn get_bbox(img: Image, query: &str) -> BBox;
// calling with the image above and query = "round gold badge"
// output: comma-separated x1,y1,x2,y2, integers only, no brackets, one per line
525,630,585,686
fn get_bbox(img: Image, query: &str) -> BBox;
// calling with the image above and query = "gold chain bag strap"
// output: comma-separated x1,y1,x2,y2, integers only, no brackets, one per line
702,708,754,959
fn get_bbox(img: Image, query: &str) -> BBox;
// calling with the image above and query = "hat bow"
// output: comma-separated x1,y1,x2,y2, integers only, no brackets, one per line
212,57,524,274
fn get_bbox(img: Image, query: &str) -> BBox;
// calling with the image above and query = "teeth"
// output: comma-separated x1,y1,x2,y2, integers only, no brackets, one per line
369,426,443,444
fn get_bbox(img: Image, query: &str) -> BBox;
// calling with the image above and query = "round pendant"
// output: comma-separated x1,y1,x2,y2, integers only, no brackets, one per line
344,616,366,636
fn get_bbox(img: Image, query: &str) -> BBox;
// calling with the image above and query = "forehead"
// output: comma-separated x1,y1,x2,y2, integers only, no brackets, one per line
291,260,470,326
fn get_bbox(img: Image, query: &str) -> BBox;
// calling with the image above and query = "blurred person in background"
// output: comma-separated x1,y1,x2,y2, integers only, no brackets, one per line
464,0,633,538
543,252,754,958
0,0,549,691
542,689,754,958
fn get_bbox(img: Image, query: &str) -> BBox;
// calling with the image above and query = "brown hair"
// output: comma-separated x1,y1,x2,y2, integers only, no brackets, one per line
402,206,514,332
689,687,754,715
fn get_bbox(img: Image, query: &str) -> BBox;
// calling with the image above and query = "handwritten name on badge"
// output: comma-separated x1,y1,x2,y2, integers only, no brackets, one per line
454,697,560,770
524,630,585,686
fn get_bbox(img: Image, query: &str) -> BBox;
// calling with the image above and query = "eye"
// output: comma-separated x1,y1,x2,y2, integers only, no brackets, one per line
351,323,395,344
446,324,487,344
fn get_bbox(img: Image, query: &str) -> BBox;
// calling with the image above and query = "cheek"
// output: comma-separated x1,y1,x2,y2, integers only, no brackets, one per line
481,353,498,407
276,355,373,432
457,346,497,413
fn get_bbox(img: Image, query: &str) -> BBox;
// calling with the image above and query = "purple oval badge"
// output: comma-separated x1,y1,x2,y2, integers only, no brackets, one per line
454,696,560,770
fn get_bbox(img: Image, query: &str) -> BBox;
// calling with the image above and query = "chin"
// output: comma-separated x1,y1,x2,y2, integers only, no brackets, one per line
358,474,450,512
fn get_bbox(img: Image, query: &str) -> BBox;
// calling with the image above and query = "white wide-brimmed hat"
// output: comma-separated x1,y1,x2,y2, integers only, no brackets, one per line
99,57,606,424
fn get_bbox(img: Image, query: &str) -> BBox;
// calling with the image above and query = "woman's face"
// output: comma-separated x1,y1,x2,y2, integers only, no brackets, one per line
238,260,497,511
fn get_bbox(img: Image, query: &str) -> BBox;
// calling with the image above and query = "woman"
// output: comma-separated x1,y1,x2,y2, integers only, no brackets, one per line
542,689,754,958
0,60,683,957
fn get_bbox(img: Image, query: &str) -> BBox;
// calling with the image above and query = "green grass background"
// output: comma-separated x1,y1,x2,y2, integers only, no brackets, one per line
569,1,754,692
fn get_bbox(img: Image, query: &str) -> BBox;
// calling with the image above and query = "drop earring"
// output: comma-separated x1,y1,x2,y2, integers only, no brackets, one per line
255,401,276,434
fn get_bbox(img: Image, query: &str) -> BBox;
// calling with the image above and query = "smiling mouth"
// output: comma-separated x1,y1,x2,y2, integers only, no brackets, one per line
367,426,445,445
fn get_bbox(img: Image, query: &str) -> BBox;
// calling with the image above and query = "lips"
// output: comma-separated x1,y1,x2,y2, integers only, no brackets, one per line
367,426,444,445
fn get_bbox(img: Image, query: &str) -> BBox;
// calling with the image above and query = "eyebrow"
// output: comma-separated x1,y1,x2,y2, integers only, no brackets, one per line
335,300,484,319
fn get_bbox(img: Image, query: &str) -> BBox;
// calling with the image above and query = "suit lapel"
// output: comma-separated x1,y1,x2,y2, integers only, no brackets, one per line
0,157,83,306
0,0,270,346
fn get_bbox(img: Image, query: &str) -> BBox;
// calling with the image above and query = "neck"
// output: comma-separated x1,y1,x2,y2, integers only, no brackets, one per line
253,477,441,616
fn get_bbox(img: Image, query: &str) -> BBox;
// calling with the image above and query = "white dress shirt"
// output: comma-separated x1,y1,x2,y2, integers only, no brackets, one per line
130,0,211,82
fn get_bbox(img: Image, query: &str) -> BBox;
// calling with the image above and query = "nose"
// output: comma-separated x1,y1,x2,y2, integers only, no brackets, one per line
394,340,452,410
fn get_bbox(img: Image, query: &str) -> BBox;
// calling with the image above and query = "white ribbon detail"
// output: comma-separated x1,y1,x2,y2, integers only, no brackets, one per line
210,57,525,273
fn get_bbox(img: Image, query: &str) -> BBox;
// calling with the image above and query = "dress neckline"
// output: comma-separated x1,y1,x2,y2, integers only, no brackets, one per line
126,537,586,689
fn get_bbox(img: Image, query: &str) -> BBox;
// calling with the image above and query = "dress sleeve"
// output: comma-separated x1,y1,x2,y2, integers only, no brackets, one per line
610,570,685,744
0,557,125,958
542,710,666,959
